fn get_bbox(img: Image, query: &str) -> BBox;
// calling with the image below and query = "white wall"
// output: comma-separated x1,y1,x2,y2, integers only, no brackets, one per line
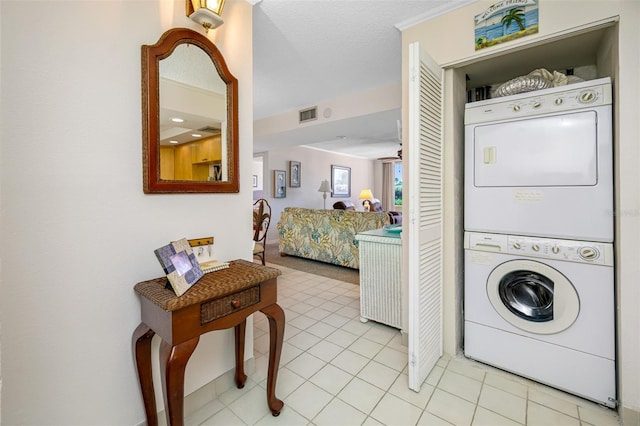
0,0,253,423
254,83,401,153
259,146,376,244
402,0,640,420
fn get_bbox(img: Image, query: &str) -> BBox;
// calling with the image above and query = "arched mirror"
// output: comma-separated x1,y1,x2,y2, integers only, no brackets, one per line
142,28,239,193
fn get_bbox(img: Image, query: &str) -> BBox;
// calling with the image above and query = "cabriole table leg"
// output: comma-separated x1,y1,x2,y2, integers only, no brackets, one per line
132,323,157,426
234,320,248,388
260,303,285,416
160,336,199,426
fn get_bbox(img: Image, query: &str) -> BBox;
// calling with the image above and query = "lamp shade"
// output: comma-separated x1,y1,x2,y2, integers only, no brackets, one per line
187,0,226,31
358,189,374,200
318,179,332,209
318,180,332,193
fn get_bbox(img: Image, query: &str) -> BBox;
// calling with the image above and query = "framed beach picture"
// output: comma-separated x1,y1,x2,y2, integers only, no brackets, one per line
289,161,301,187
474,0,539,50
331,165,351,198
274,170,286,198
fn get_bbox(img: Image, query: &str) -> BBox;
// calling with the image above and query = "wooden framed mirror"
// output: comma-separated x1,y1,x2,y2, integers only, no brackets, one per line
142,28,239,193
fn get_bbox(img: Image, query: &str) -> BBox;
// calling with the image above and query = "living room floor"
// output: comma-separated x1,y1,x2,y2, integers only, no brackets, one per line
186,264,620,426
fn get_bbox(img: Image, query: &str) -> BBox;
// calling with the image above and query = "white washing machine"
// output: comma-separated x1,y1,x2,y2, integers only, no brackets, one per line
464,77,613,242
464,231,616,407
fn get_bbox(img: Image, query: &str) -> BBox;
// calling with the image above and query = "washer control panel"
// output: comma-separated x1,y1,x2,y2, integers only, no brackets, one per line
507,235,613,265
464,232,614,266
464,77,612,124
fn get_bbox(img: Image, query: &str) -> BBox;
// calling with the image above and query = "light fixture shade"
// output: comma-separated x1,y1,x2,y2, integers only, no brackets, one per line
318,180,331,193
199,0,226,15
187,0,226,31
359,189,374,200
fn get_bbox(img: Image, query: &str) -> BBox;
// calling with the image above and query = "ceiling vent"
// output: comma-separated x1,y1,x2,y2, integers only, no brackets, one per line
198,126,221,134
299,106,318,123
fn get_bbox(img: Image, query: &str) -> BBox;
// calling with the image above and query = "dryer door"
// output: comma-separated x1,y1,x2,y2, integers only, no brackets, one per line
487,259,580,334
472,111,598,187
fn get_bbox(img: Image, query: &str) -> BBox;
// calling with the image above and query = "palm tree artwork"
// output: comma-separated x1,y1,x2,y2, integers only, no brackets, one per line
501,8,526,33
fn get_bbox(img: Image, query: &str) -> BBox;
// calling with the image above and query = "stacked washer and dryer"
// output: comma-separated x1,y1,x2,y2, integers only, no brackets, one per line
463,78,616,407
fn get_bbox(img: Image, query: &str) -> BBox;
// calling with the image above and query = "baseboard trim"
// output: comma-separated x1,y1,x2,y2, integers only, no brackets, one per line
136,357,255,426
622,405,640,426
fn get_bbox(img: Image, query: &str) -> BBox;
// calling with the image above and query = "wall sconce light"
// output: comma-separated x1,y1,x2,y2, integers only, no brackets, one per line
187,0,226,33
318,180,332,209
359,188,374,211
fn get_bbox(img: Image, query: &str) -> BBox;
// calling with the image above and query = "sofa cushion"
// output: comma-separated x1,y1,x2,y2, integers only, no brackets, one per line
388,211,402,224
333,201,356,210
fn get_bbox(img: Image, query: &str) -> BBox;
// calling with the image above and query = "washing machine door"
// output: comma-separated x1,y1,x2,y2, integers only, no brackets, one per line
487,259,580,334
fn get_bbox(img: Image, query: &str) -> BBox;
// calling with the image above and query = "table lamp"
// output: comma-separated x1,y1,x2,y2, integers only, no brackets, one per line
318,180,332,209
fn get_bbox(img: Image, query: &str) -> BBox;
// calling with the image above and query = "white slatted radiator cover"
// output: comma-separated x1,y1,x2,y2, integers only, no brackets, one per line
357,232,402,329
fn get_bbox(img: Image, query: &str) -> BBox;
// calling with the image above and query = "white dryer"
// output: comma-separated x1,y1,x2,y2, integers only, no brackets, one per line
464,78,613,242
464,231,616,407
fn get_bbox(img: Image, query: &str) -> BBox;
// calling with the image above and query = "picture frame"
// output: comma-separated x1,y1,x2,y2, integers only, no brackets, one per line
212,164,222,181
153,238,204,296
474,0,539,50
331,165,351,198
289,161,301,187
273,170,286,198
252,174,258,188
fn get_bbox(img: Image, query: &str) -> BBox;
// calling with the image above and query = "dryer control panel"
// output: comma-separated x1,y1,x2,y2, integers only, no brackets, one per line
464,231,614,266
465,77,612,124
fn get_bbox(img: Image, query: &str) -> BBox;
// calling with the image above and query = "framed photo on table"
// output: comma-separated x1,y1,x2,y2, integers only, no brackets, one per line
331,165,351,198
274,170,286,198
289,161,301,187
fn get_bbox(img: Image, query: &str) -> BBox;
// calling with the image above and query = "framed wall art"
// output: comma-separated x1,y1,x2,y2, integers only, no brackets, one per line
274,170,286,198
474,0,539,50
289,161,301,187
331,165,351,198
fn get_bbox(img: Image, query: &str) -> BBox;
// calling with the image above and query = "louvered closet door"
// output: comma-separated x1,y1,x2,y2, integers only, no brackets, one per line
407,42,443,392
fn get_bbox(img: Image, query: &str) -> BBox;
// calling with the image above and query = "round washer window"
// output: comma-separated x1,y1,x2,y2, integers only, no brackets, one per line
487,260,580,334
499,271,554,322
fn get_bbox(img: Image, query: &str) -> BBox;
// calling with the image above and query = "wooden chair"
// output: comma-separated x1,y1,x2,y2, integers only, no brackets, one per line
252,199,271,265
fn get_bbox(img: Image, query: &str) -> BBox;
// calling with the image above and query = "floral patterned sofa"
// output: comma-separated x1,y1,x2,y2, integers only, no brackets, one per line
276,207,390,269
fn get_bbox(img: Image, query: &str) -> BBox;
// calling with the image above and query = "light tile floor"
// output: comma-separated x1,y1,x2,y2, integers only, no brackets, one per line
189,264,621,426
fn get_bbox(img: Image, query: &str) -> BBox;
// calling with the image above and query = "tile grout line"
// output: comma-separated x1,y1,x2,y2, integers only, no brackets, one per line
469,367,488,426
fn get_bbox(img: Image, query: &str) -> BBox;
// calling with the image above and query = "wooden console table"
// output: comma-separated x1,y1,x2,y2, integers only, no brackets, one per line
132,259,284,426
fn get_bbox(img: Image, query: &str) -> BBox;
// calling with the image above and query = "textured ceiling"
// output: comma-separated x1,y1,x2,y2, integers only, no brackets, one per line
252,0,465,159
